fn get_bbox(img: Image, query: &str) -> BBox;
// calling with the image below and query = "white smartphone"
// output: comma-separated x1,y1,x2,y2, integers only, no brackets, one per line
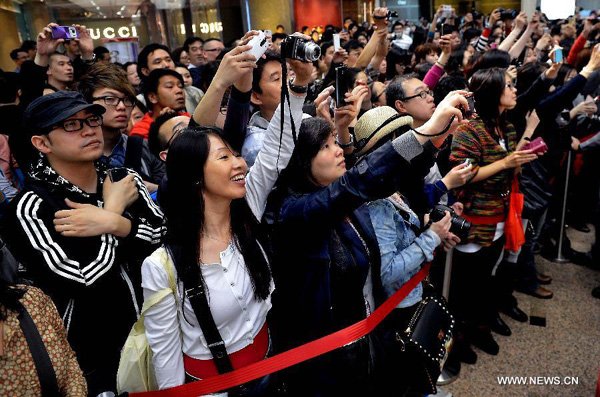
246,31,269,62
333,33,341,51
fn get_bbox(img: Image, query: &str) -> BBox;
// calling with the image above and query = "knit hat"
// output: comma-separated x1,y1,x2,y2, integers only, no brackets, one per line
354,106,413,156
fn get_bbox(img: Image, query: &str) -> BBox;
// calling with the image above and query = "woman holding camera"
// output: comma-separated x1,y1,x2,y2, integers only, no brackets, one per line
267,91,467,395
449,67,539,359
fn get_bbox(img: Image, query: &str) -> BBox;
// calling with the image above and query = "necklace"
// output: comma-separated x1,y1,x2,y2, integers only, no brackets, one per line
201,229,231,244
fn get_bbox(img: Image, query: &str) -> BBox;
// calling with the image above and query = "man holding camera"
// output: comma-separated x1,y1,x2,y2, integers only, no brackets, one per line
2,91,165,395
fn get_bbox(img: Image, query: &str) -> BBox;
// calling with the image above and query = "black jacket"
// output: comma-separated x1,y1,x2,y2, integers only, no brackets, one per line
2,157,165,392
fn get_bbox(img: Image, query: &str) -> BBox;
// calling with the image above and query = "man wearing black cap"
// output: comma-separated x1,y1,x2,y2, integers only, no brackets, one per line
2,91,166,395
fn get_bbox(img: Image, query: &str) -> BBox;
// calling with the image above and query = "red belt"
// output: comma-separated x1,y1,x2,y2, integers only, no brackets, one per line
184,322,269,380
463,213,505,225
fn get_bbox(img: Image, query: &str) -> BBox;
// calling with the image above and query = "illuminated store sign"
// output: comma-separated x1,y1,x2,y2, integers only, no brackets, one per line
180,22,223,35
88,26,138,40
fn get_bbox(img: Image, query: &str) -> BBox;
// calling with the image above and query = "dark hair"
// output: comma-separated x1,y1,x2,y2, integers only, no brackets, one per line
468,49,511,77
148,112,180,157
463,28,482,44
200,60,221,92
385,73,418,107
164,127,272,314
301,26,309,32
93,46,110,58
433,75,467,106
414,43,440,64
342,39,365,53
75,63,136,102
143,68,184,103
252,50,282,94
0,70,20,104
469,67,508,137
446,48,466,76
516,61,548,94
171,47,187,64
134,98,147,114
20,40,36,52
183,37,203,53
122,61,137,71
271,33,287,42
553,63,576,87
10,49,24,60
48,52,70,66
279,117,334,193
414,61,434,81
320,41,334,58
137,43,172,80
385,46,412,80
276,24,285,29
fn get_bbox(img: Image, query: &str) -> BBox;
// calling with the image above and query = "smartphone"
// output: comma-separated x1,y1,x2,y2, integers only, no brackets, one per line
462,158,472,168
335,65,349,108
51,26,79,40
521,137,548,154
554,47,563,63
245,31,269,62
441,5,452,19
460,94,476,119
333,34,341,52
441,23,453,36
109,168,129,183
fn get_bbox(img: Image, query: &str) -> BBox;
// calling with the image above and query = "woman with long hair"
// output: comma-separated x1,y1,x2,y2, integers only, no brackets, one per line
267,91,467,395
141,49,311,390
449,67,539,360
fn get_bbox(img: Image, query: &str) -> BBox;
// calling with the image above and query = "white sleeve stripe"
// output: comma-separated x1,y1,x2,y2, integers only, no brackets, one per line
137,224,165,239
18,193,86,283
129,171,164,218
17,191,118,286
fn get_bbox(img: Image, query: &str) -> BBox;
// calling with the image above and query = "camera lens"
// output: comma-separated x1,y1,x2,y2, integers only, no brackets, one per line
302,42,321,62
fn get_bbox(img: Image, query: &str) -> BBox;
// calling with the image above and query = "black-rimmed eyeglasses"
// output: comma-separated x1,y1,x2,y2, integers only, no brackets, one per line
92,96,135,107
51,115,103,132
400,89,433,101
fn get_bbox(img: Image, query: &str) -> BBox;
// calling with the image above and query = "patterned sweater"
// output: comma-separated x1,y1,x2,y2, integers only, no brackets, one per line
449,118,516,247
0,286,87,395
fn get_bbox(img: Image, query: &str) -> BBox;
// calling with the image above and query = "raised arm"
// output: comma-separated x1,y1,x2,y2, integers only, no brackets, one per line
353,7,389,69
244,58,312,220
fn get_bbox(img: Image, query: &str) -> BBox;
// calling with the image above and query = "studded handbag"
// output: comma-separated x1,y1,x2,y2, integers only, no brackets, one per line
398,295,454,395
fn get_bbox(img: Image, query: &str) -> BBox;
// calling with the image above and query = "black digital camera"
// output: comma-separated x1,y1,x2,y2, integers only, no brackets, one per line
429,204,471,239
498,8,518,21
374,10,398,20
280,34,321,62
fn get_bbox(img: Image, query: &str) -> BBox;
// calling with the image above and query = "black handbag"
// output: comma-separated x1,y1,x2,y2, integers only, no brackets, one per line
398,295,454,395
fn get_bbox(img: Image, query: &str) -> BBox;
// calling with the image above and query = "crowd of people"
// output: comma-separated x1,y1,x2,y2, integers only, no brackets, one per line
1,4,599,396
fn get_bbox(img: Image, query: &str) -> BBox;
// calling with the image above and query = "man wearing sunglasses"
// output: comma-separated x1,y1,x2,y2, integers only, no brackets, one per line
76,63,165,193
2,90,166,395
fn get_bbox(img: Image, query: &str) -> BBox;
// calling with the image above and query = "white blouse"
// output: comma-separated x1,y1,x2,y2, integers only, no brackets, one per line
142,93,306,389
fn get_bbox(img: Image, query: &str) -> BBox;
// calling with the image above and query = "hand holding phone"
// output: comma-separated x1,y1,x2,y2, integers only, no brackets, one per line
333,34,341,51
521,137,548,154
51,26,79,40
335,65,349,107
245,31,269,62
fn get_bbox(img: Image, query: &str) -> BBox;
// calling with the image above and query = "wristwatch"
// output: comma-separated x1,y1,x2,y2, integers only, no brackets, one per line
336,128,354,148
82,53,96,65
289,78,308,94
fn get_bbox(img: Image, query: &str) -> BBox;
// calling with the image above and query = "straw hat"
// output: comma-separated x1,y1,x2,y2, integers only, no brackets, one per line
354,106,413,156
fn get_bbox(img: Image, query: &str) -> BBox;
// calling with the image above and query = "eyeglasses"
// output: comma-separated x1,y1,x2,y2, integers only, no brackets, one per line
52,115,103,132
92,96,135,107
400,89,433,101
505,83,516,90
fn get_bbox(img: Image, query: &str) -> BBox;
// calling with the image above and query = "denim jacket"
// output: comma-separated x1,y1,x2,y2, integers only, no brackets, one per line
367,195,440,308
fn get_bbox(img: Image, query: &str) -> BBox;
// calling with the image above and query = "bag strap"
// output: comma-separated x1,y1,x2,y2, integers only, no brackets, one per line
125,135,145,175
182,276,234,374
131,263,431,397
16,302,60,397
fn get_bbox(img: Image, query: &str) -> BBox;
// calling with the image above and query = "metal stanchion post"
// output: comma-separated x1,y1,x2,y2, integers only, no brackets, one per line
552,150,572,263
437,248,459,386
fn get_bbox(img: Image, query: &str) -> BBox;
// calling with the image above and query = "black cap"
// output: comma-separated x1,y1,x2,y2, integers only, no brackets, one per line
23,91,106,135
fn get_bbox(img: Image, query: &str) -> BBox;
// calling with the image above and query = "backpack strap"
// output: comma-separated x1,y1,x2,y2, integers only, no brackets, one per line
125,135,145,176
16,301,60,397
